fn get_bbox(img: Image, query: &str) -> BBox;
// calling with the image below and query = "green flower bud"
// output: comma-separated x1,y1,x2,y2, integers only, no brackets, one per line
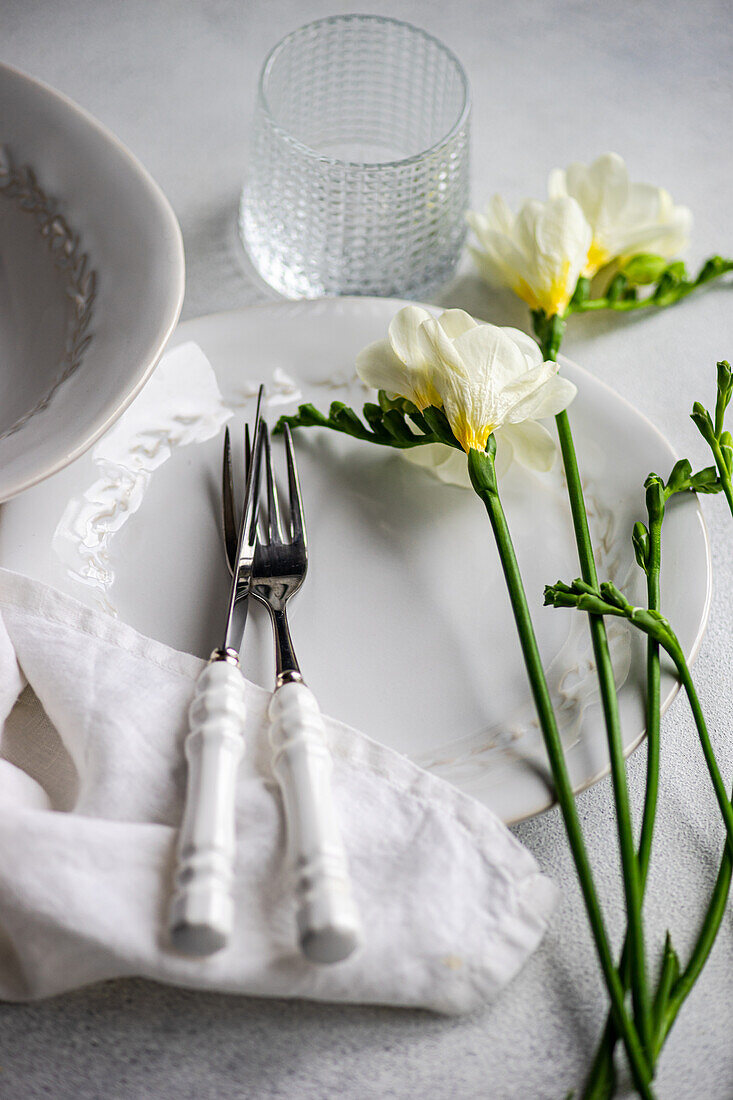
377,391,416,415
691,402,715,443
606,273,628,303
382,409,416,442
570,276,591,305
664,260,687,281
645,474,666,523
715,360,733,435
363,402,384,430
621,253,669,285
666,459,692,494
632,521,650,573
332,404,366,435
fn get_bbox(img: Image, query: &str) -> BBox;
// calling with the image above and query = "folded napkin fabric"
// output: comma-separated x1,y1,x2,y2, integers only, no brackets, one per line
0,567,558,1013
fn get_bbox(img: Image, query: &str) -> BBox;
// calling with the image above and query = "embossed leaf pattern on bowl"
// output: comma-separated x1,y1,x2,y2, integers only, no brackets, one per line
0,144,96,440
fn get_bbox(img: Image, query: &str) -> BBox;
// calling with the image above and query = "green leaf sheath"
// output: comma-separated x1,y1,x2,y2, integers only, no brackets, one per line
468,447,653,1099
565,256,733,315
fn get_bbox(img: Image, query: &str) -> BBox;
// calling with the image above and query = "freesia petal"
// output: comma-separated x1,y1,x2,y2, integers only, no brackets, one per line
388,306,433,366
506,371,572,418
452,323,529,385
552,154,692,267
585,153,629,226
431,324,532,451
493,430,514,477
618,181,663,228
356,339,410,395
499,327,544,368
500,421,557,471
514,200,543,259
534,197,592,266
547,168,567,201
433,449,473,488
563,157,629,228
612,185,692,258
488,193,516,235
496,360,560,423
466,210,494,251
403,441,451,470
420,317,469,377
505,373,577,423
468,245,511,289
436,309,479,339
402,443,472,489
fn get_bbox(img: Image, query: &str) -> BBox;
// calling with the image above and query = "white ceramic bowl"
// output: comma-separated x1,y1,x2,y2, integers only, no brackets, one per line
0,62,184,501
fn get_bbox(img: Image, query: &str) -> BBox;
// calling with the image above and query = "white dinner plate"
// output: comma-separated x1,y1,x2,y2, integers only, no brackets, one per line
0,62,184,502
0,299,711,823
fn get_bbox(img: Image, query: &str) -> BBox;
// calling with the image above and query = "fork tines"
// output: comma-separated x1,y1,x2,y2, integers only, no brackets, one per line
223,420,305,572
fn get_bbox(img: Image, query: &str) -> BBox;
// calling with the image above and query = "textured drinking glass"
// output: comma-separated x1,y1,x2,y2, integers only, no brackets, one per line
239,15,471,299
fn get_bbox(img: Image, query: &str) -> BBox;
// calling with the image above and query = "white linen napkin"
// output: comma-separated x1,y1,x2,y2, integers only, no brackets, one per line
0,566,558,1014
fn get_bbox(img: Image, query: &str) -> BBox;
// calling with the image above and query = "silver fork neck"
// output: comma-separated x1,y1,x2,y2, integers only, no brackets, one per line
268,606,302,683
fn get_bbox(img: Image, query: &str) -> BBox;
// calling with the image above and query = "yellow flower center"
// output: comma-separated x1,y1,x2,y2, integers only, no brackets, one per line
583,239,610,278
412,378,443,412
512,277,541,312
513,261,575,317
452,413,495,453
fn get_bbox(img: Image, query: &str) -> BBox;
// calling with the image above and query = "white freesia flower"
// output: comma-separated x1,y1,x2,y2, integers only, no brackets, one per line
466,196,592,316
548,152,692,276
354,305,442,411
356,306,577,474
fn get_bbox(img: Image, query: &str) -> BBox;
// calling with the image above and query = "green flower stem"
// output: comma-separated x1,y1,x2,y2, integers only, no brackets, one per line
566,257,733,316
582,497,663,1099
672,651,733,856
534,308,653,1061
708,435,733,515
467,447,653,1100
638,509,663,883
650,653,733,1056
547,574,733,1088
553,401,653,1058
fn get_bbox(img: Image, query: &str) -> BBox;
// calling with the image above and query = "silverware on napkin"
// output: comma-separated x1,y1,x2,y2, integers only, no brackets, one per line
224,419,361,964
168,387,265,957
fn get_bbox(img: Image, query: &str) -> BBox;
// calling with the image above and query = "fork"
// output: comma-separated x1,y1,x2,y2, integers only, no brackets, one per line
224,421,362,964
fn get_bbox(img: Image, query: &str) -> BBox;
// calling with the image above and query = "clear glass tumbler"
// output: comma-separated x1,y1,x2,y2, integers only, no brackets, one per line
239,15,471,299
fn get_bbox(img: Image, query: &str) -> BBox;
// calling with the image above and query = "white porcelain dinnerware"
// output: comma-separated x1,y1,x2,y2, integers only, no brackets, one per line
0,62,184,502
0,298,711,823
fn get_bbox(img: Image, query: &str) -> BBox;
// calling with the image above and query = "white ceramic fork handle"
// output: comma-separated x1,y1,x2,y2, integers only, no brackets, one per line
168,656,248,957
268,680,362,964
